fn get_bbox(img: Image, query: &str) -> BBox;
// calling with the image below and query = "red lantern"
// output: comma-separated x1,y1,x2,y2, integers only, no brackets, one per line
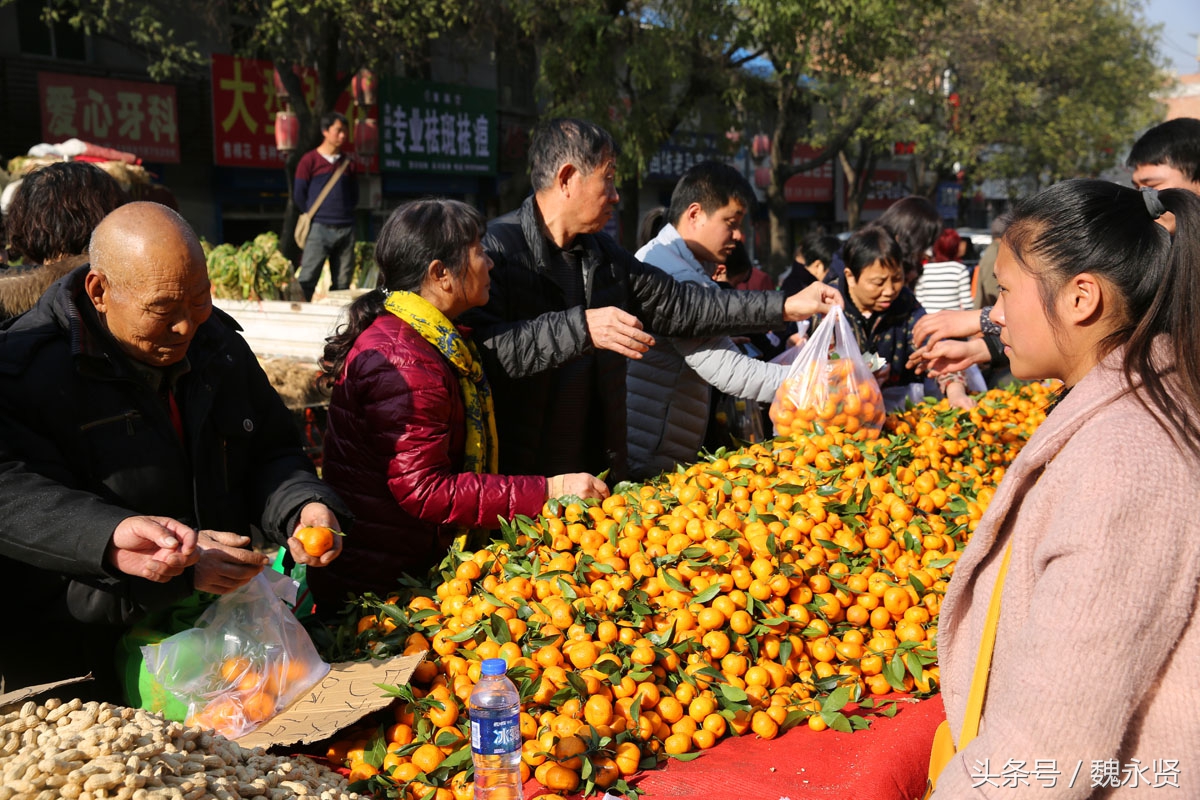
275,110,300,152
751,133,771,160
353,117,378,163
352,68,377,107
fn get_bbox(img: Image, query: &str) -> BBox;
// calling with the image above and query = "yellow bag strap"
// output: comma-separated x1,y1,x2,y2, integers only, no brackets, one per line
959,544,1012,747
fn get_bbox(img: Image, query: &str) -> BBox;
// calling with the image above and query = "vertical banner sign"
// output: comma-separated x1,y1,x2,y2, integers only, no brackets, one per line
37,72,180,163
379,78,497,175
210,54,377,171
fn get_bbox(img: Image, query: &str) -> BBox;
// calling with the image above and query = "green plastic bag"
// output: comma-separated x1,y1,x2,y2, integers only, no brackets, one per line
117,592,210,720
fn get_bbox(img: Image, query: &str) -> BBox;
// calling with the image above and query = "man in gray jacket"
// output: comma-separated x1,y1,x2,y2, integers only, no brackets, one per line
627,162,823,478
462,119,838,480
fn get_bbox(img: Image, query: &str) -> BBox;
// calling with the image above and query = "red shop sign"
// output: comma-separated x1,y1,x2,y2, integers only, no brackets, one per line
210,54,377,171
37,72,180,163
783,143,833,204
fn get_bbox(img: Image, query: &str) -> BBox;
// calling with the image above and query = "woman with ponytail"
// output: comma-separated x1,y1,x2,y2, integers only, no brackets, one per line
308,199,606,610
929,180,1200,796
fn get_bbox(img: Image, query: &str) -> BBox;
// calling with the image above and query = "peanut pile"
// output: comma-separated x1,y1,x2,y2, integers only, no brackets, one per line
0,698,358,800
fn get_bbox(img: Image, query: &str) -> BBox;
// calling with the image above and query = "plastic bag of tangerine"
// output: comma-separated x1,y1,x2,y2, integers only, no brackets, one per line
768,305,885,441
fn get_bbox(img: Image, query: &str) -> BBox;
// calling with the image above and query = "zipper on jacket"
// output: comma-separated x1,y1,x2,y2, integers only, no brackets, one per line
79,410,143,436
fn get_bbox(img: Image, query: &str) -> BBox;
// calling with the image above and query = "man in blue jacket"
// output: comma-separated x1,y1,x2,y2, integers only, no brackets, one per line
294,112,358,301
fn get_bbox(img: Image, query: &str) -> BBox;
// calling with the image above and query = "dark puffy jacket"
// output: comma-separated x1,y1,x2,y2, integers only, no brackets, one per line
836,272,927,387
309,314,547,608
0,266,348,695
460,196,785,480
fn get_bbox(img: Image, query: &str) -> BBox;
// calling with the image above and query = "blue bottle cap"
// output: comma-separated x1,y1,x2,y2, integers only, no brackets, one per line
481,658,508,676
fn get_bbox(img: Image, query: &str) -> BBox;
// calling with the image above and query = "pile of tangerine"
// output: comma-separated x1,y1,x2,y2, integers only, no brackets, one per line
315,383,1053,799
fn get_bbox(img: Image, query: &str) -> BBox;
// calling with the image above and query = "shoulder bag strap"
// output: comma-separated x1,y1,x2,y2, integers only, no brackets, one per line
305,157,350,218
959,543,1012,747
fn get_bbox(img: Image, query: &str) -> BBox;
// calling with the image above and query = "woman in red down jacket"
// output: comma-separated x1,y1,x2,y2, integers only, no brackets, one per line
308,199,607,611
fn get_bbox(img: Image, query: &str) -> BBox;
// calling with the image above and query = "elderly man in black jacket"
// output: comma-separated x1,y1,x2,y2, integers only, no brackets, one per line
464,118,839,480
0,202,348,700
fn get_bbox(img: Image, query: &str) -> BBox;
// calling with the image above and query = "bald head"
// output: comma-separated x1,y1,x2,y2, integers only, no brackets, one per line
84,203,212,367
89,202,206,291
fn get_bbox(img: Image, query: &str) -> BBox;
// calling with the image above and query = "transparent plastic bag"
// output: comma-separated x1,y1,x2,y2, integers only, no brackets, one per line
711,393,765,446
141,571,329,739
768,305,885,441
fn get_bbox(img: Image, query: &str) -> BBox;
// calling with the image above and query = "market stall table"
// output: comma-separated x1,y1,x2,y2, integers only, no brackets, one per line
525,694,944,800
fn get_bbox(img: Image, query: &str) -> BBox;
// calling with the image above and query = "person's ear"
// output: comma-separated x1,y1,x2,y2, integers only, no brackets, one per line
684,202,705,228
711,263,728,282
84,270,109,313
556,162,578,194
843,267,855,287
427,259,452,290
1061,272,1103,323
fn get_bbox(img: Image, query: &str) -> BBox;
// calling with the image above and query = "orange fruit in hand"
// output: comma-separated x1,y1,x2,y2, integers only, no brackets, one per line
295,525,336,556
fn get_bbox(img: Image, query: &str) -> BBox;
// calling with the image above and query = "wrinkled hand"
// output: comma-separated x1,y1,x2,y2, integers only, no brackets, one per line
287,502,344,567
586,306,656,359
944,381,977,411
107,515,199,583
908,338,991,376
548,473,610,501
912,309,982,349
193,530,269,594
783,282,843,322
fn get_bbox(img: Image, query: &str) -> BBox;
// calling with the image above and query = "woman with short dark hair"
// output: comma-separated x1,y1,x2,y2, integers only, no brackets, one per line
0,162,126,317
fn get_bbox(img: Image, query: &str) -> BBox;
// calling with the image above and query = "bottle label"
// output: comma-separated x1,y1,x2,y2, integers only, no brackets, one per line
471,713,521,756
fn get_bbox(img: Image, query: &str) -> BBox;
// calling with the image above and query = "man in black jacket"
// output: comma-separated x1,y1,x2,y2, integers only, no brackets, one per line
464,118,839,480
0,203,348,700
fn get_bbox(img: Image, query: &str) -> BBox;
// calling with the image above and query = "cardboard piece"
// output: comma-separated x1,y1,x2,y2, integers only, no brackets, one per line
0,674,93,711
235,651,425,749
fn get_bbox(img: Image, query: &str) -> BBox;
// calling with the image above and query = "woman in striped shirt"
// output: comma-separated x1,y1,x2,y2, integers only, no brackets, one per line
914,227,973,311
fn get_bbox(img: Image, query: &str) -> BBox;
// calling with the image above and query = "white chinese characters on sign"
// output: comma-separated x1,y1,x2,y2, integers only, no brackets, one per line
39,72,181,162
147,95,177,143
83,89,113,138
45,86,78,137
384,106,490,161
116,92,144,141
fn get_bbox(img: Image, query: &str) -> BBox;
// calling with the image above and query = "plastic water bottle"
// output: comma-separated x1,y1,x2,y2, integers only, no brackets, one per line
470,658,524,800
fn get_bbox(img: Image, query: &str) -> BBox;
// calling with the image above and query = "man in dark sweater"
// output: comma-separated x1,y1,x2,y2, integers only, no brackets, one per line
294,112,358,301
0,202,348,700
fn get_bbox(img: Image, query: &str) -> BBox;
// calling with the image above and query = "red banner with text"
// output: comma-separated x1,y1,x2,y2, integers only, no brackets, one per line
37,72,180,163
784,144,834,204
210,54,376,171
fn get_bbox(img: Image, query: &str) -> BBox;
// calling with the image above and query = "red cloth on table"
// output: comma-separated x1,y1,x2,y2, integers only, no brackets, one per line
525,694,945,800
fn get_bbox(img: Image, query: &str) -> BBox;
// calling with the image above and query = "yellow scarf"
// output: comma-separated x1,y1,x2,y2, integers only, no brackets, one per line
382,290,499,476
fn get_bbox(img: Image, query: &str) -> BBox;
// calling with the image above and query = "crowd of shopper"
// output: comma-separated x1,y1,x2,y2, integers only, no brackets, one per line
0,116,1196,797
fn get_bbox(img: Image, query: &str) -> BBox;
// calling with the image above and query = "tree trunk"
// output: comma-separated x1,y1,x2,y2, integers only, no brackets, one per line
619,176,640,252
840,146,878,230
766,85,797,275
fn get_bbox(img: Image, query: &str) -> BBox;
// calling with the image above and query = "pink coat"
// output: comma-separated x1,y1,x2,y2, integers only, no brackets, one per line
934,350,1200,797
